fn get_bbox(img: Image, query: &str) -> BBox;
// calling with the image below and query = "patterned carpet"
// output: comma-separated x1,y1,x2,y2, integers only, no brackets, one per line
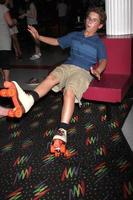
0,91,133,200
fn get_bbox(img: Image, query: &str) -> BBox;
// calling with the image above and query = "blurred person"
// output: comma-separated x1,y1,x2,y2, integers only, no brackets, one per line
19,0,41,60
5,0,22,59
56,0,68,35
9,21,22,59
0,0,16,83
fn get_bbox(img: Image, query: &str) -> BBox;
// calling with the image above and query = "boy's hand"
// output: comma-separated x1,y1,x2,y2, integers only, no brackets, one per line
90,67,100,80
27,25,39,40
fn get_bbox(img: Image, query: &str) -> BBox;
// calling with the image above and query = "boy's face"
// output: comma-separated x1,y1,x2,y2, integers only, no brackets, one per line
85,11,103,33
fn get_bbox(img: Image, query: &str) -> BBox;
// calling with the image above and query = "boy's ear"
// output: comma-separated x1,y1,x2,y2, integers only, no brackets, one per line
98,24,103,29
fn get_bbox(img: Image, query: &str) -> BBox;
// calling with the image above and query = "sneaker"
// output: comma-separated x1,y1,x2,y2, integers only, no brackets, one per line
53,128,67,143
30,53,41,60
27,77,40,86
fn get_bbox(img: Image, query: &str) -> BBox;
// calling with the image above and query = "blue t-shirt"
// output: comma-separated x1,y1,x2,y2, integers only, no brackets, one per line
58,31,107,70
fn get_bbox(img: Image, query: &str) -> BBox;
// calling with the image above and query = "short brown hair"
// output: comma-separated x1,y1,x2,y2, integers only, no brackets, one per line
86,7,107,25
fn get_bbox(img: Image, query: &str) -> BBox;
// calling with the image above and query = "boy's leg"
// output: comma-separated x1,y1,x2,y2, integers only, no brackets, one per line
52,87,75,143
61,87,75,124
51,67,93,149
34,74,59,98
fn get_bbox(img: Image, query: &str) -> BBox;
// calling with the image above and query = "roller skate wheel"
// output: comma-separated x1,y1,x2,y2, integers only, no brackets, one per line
50,145,55,153
0,88,15,97
60,144,66,153
55,151,60,157
0,89,7,97
4,81,14,88
8,110,15,118
7,88,16,97
14,108,23,118
64,149,70,157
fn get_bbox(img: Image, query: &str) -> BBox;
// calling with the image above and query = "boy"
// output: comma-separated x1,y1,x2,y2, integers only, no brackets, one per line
0,7,107,152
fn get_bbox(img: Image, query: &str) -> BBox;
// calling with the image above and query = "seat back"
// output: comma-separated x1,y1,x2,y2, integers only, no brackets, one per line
102,37,132,75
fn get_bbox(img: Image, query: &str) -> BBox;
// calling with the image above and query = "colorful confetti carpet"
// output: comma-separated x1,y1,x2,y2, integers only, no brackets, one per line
0,90,133,200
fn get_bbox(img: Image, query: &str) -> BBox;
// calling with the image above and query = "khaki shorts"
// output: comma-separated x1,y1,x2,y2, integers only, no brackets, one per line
50,64,93,105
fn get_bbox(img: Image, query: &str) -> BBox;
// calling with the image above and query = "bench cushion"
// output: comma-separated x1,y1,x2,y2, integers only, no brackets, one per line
83,74,133,103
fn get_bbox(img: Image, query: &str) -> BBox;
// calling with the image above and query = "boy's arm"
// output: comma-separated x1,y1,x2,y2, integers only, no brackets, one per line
90,58,107,80
28,25,59,46
39,35,59,46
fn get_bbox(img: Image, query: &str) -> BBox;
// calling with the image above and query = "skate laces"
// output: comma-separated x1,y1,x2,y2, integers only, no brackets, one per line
53,128,67,143
57,128,66,137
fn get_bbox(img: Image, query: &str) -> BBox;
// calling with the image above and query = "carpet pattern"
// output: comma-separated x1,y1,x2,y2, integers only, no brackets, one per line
0,92,133,200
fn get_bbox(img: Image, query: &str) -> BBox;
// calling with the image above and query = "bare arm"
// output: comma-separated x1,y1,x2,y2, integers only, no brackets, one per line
4,11,15,27
39,35,59,46
27,25,59,46
90,59,107,80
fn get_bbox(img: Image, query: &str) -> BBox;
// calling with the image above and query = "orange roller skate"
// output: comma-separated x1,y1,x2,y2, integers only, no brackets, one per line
50,128,70,157
50,139,67,157
0,81,24,118
50,128,67,157
50,139,70,157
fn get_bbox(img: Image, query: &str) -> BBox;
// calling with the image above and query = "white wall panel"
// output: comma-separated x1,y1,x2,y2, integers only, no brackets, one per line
105,0,132,35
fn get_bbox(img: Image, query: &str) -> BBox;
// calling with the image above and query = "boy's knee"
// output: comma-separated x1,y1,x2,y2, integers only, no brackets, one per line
64,87,75,97
47,74,59,83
